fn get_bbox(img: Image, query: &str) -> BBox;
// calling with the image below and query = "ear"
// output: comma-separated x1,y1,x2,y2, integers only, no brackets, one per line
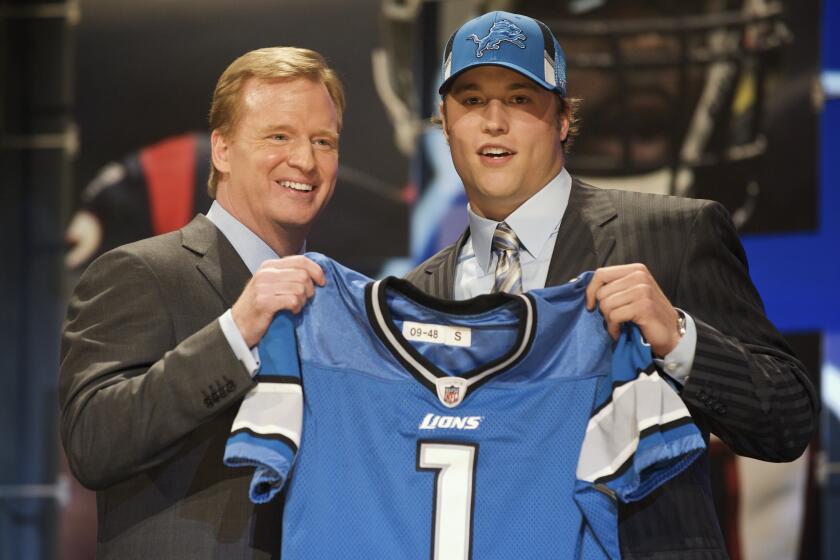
210,129,231,174
439,100,450,144
559,115,570,143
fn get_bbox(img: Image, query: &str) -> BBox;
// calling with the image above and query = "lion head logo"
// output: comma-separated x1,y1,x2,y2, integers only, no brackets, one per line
467,19,527,58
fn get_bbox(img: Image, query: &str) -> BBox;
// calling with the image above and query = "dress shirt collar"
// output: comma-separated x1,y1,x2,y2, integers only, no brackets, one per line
467,167,572,273
205,201,280,274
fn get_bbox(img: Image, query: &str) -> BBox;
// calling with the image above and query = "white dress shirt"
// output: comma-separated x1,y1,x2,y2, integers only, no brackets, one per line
453,168,697,384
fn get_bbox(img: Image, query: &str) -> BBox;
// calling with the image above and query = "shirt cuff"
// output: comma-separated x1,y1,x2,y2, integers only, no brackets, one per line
653,309,696,386
218,309,261,376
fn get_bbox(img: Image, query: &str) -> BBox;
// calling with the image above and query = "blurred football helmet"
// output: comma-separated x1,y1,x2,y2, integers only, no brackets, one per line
540,0,790,211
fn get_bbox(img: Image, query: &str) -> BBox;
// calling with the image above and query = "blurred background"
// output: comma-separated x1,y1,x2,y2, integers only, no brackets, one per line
1,0,838,557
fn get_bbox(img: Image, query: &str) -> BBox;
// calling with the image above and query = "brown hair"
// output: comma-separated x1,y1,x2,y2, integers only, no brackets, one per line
558,96,581,150
207,47,346,196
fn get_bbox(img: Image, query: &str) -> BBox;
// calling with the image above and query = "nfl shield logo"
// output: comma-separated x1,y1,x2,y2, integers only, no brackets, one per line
436,376,467,407
444,385,460,405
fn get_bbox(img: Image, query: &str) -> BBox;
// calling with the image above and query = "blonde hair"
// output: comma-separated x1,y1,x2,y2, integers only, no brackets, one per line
207,47,346,196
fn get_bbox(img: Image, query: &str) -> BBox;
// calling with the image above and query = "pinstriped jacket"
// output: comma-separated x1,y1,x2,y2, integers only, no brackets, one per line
406,178,817,560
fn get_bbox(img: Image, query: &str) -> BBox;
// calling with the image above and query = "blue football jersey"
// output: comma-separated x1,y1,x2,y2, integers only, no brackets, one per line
225,253,704,560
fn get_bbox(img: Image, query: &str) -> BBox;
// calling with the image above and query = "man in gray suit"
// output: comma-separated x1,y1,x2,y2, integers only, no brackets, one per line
406,11,817,559
60,47,343,558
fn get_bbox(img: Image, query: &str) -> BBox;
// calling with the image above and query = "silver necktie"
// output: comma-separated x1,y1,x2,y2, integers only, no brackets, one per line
491,221,523,294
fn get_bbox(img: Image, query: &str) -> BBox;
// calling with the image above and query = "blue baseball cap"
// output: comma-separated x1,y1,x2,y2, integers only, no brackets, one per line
440,11,567,97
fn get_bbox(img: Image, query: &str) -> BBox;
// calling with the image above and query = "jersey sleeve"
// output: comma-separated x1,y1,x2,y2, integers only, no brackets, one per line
577,323,705,498
224,312,303,504
574,323,706,557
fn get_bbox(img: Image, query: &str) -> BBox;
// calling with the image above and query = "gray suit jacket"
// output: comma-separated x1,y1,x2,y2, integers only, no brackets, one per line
60,215,282,559
406,179,817,559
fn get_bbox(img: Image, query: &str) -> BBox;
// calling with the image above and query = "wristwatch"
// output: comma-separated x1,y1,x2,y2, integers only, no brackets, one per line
676,309,687,338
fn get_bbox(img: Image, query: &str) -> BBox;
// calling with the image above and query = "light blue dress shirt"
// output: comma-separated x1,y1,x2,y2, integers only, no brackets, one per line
453,168,696,384
454,168,573,299
206,201,281,376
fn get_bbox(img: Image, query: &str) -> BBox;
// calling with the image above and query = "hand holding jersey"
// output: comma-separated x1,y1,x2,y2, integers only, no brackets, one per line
585,263,684,357
232,256,326,347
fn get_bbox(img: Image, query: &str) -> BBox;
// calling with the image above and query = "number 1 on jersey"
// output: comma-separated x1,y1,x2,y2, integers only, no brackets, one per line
417,441,479,560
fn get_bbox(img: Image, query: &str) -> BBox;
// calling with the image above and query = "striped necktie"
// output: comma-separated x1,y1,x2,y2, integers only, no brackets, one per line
491,221,523,294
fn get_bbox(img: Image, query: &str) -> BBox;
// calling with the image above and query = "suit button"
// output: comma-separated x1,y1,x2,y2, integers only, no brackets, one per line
204,396,214,409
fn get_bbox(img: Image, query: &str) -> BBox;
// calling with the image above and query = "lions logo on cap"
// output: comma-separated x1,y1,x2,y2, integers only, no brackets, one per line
467,19,527,58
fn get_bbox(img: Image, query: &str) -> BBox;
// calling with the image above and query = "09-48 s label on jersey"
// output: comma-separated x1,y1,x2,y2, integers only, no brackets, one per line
403,321,472,347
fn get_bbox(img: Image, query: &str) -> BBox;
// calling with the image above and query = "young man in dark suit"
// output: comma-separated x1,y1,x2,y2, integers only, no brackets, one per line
59,47,341,558
406,11,817,558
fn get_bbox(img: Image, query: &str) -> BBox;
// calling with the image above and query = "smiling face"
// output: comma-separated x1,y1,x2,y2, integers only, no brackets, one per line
441,65,568,221
211,76,339,254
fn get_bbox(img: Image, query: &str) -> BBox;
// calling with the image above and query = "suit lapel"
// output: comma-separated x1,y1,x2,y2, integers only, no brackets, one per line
545,179,617,286
181,214,251,307
421,229,469,299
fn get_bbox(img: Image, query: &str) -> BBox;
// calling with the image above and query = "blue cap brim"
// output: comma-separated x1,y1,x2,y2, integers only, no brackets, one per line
439,60,560,96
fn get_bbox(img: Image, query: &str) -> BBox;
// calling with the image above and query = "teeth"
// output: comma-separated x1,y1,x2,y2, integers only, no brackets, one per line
278,180,314,192
482,147,510,156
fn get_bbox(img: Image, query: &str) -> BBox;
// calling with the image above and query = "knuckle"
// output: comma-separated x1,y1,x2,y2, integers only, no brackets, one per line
257,267,280,282
261,260,282,271
264,259,285,272
278,294,295,311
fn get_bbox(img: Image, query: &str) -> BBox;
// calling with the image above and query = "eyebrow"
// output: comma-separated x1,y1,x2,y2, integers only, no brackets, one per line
450,80,539,95
260,124,339,138
314,128,340,139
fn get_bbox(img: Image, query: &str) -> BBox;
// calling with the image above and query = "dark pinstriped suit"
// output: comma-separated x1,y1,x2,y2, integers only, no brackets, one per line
406,178,817,559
